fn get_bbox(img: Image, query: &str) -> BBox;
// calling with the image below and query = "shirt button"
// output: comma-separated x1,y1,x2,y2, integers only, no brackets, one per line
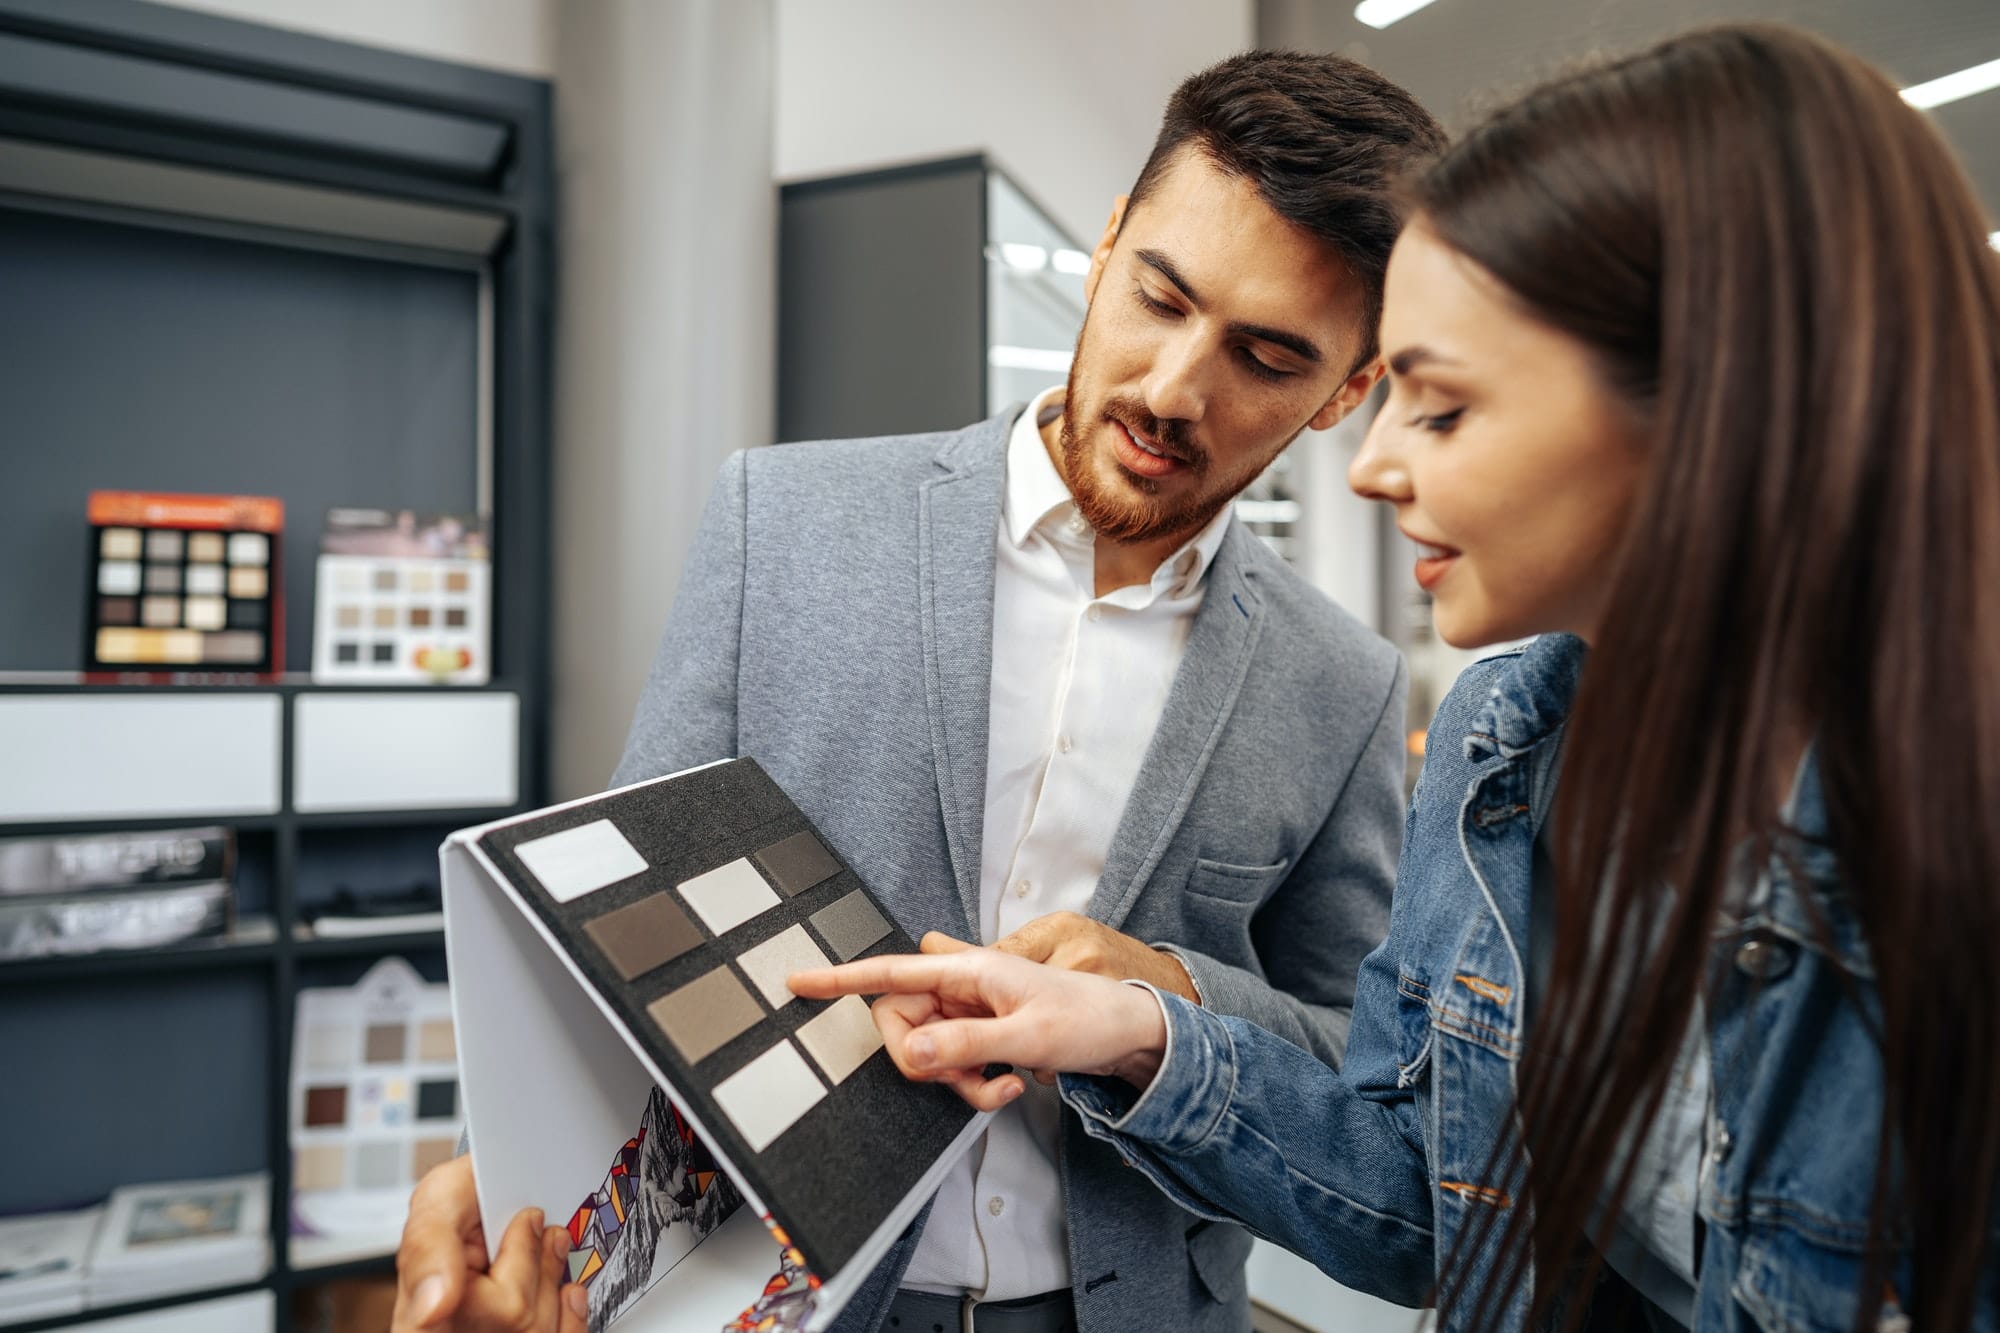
1057,734,1073,754
1015,879,1031,898
1067,512,1089,536
987,1196,1006,1218
1086,606,1102,622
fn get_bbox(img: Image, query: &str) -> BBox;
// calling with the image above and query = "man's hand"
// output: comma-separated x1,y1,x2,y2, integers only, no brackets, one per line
924,912,1200,1003
392,1154,589,1332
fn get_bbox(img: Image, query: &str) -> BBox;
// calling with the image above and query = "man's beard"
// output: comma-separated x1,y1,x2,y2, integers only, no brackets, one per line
1057,360,1223,546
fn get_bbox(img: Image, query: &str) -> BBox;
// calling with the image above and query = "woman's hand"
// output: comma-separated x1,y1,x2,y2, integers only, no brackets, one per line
788,935,1170,1111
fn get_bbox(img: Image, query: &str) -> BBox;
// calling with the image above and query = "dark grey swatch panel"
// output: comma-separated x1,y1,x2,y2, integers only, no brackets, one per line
476,758,976,1281
0,207,478,672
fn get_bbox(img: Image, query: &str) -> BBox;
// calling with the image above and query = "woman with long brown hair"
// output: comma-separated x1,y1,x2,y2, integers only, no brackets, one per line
796,23,2000,1330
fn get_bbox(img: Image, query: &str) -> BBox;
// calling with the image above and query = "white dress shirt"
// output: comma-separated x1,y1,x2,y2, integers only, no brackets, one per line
902,388,1233,1298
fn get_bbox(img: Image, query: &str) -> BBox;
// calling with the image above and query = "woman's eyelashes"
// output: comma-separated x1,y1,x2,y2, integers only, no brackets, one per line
1408,406,1464,434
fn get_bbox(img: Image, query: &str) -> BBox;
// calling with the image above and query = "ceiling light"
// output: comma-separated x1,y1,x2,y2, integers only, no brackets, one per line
999,243,1047,272
988,345,1072,372
1051,248,1091,276
1353,0,1439,29
1900,56,2000,110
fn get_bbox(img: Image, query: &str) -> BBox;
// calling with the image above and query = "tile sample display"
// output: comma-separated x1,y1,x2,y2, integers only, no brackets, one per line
83,492,283,677
442,758,990,1332
310,509,490,684
289,957,462,1260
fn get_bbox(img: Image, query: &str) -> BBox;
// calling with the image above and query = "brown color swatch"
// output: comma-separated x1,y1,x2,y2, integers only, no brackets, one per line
364,1023,406,1063
753,831,844,898
584,893,704,981
646,966,762,1064
303,1085,348,1127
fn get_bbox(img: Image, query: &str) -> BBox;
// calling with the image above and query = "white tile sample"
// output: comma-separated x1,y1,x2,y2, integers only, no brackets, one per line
514,820,647,904
796,995,884,1085
712,1040,825,1152
734,924,831,1009
677,858,781,936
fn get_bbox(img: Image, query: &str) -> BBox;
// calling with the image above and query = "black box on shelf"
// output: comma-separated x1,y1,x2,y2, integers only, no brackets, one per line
0,826,234,897
0,827,237,960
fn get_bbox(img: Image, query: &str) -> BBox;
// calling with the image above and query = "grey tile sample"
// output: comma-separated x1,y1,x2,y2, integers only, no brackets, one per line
809,890,892,962
753,830,844,897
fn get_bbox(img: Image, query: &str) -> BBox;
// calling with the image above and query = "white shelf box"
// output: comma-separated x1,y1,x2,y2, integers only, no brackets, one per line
0,694,282,823
292,690,519,813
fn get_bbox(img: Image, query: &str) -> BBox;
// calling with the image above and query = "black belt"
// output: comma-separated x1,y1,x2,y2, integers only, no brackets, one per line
886,1287,1077,1333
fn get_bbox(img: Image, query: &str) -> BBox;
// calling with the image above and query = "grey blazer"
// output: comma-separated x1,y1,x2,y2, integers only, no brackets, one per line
612,408,1407,1333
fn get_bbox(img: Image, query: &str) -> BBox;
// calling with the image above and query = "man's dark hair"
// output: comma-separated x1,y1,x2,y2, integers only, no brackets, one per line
1127,50,1447,367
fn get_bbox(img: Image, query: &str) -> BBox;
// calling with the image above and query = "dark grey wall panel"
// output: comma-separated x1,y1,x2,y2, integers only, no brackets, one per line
0,972,268,1212
779,160,985,442
0,206,478,672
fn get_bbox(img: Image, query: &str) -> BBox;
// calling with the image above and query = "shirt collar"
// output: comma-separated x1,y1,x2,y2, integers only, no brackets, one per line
1002,387,1234,597
1003,386,1078,549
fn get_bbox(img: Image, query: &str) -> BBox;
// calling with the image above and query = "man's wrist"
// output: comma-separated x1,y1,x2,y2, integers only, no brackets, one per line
1150,945,1203,1006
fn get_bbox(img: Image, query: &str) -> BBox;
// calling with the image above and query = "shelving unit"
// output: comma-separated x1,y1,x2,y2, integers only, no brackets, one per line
0,2,552,1328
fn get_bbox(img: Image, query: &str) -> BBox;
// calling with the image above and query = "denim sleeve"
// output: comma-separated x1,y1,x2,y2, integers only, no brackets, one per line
1059,980,1434,1308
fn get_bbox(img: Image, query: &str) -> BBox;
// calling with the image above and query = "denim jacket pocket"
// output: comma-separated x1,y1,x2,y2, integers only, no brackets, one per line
1185,1219,1252,1305
1732,1232,1912,1333
1394,972,1435,1089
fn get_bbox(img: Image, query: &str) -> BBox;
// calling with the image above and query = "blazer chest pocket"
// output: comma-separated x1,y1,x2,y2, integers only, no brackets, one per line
1184,857,1289,908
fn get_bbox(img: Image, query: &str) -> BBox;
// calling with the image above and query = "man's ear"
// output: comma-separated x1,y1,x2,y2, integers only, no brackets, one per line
1308,359,1387,432
1083,195,1129,306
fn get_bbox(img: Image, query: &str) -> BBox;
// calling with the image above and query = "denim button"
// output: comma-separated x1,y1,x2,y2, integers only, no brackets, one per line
1734,935,1793,980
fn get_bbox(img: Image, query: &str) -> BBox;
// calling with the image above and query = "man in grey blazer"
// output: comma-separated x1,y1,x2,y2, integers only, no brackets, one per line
394,50,1442,1333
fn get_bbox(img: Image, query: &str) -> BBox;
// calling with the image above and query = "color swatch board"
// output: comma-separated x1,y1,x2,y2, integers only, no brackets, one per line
290,956,463,1257
442,759,988,1329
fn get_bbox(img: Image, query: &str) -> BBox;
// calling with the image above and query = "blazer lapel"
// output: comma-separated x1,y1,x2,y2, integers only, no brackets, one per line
917,414,1009,937
1088,523,1265,932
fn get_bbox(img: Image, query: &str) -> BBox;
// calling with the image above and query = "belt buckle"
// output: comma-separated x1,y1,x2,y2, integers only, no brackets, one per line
960,1292,978,1333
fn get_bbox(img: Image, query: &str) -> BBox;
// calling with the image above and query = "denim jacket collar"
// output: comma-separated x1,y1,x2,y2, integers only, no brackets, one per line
1463,634,1588,764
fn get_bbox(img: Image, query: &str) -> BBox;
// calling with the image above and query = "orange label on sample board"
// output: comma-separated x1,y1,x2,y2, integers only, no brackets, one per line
87,491,284,532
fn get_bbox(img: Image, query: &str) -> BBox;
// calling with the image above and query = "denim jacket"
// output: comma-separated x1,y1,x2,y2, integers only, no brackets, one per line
1061,633,1987,1331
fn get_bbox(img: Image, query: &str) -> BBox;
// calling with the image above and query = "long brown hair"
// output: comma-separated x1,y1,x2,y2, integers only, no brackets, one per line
1412,24,2000,1328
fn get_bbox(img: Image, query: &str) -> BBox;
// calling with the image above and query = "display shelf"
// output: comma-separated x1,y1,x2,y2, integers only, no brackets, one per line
282,1239,399,1280
0,1279,271,1333
0,5,551,1331
0,916,279,985
289,927,445,958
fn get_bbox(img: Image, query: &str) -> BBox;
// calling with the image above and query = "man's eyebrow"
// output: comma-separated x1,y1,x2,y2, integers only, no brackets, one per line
1134,247,1325,366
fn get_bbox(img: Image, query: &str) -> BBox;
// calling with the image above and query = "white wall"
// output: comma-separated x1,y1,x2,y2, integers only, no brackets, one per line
147,0,555,77
775,0,1253,246
547,2,776,798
